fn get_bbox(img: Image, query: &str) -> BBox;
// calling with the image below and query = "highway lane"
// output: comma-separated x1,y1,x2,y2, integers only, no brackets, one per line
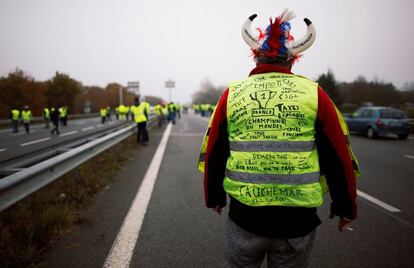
350,135,414,224
0,117,128,163
36,111,414,267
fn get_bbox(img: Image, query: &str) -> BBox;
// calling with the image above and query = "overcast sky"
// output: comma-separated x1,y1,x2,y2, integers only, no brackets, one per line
1,0,413,104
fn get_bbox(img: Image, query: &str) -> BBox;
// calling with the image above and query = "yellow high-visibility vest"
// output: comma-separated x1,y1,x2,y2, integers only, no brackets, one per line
11,109,20,120
22,110,32,123
131,103,148,123
223,73,322,207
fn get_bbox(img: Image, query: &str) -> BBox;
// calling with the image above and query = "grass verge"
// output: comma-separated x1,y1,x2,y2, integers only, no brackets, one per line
0,135,139,267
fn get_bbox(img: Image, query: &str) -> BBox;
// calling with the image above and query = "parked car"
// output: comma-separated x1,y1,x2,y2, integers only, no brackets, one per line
345,106,410,140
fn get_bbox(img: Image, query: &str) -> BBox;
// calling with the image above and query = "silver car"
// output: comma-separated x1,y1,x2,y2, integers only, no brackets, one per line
345,106,411,140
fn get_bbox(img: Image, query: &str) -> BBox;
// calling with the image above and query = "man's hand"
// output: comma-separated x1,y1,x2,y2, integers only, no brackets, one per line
212,206,222,215
329,212,353,232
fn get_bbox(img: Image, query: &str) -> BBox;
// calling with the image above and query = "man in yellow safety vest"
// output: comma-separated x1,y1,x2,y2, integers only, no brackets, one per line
130,96,150,145
199,9,359,267
10,107,20,133
100,107,107,124
21,105,32,134
154,102,164,129
43,107,50,128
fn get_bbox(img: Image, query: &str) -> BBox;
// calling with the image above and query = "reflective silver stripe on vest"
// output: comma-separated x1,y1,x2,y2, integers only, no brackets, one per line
230,140,315,152
225,169,320,184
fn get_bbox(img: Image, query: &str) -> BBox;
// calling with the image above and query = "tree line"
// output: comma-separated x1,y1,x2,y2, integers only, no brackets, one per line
0,69,163,119
192,72,414,116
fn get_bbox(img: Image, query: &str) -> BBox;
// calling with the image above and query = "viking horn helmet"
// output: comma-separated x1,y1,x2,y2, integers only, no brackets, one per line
241,9,316,58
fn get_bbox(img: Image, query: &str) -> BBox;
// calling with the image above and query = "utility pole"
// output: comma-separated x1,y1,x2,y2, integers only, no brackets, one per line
165,79,175,102
119,85,123,105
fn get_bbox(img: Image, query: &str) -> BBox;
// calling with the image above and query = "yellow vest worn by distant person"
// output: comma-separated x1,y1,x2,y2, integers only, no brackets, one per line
131,103,148,123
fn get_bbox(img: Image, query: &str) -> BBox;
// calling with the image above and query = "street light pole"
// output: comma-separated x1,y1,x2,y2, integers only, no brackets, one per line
119,85,123,105
165,79,175,102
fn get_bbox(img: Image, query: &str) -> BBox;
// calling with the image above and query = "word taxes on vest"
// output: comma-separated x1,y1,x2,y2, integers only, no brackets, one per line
225,73,324,208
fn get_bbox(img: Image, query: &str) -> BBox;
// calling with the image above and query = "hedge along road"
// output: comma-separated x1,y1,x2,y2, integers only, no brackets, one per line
36,111,414,268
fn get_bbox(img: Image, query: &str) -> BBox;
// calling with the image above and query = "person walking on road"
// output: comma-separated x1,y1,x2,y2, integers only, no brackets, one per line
50,107,60,135
154,102,164,129
100,107,107,124
198,9,360,268
59,106,68,126
43,107,51,129
10,106,20,133
131,96,150,145
21,106,32,134
167,101,177,124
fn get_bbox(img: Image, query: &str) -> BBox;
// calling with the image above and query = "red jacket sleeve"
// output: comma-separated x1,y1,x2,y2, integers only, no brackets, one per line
316,87,357,219
204,89,230,208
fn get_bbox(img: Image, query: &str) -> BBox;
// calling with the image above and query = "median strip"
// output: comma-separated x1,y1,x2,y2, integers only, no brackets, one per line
20,137,51,147
357,190,401,213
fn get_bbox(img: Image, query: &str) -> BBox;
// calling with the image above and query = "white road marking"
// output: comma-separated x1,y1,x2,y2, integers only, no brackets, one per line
404,155,414,160
104,123,172,268
59,130,78,137
200,117,211,122
10,131,36,136
0,148,7,152
82,126,95,131
357,190,401,213
75,121,86,125
20,137,51,147
169,133,205,137
96,124,104,128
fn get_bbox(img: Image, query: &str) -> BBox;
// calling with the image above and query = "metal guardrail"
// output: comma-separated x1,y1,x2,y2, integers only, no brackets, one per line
0,115,158,212
0,120,129,171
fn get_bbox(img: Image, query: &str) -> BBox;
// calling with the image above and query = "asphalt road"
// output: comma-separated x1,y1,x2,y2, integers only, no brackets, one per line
36,111,414,268
0,117,127,163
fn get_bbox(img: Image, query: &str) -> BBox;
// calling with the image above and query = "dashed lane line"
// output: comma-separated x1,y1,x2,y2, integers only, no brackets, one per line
104,123,173,268
357,190,401,213
169,133,205,137
20,137,51,147
404,155,414,160
0,148,7,152
10,131,36,136
82,126,95,132
59,130,78,137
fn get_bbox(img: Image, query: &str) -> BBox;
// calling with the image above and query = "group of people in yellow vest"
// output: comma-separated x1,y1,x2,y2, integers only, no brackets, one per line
43,106,68,136
10,106,66,134
99,99,183,145
193,104,215,117
10,106,32,134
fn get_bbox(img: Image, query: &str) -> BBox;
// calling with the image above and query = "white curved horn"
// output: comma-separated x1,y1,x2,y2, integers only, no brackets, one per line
241,14,260,50
288,18,316,55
